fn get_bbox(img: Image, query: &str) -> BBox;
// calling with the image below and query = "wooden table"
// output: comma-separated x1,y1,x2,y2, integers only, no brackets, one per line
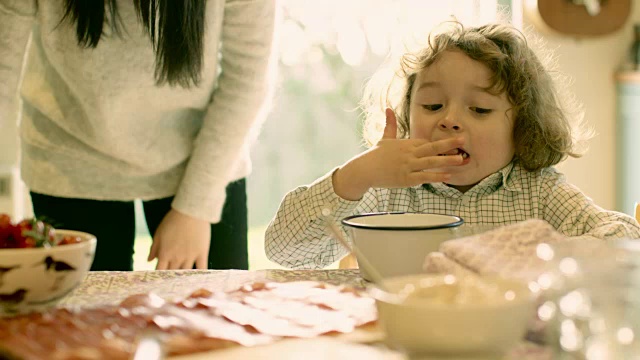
60,269,552,359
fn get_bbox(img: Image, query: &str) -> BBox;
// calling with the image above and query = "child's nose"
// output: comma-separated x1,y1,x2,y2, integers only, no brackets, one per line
437,114,463,131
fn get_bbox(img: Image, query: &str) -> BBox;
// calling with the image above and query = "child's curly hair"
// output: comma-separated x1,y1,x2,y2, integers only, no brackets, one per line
361,22,589,171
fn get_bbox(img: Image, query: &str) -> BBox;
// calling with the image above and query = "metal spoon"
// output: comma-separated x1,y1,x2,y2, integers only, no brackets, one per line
321,208,390,292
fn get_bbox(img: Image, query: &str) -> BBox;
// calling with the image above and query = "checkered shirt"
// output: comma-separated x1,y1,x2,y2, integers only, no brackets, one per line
264,161,640,269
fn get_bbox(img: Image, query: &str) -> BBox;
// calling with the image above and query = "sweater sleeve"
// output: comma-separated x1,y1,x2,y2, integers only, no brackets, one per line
172,0,278,222
0,1,35,140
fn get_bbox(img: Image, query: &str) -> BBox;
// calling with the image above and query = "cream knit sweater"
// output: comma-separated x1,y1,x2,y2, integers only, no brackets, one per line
0,0,276,222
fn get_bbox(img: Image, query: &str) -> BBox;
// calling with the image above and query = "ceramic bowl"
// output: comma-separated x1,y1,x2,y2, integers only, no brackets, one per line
341,212,463,280
0,230,96,315
372,273,535,357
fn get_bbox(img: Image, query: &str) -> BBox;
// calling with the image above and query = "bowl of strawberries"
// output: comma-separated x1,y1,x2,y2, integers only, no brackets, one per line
0,214,96,315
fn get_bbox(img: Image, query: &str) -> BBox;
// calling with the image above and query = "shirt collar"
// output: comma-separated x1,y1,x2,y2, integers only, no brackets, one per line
500,161,523,192
417,161,523,194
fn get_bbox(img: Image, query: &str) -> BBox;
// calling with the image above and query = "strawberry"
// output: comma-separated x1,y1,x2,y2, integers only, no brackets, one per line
0,215,74,248
0,213,11,229
0,214,12,248
58,236,82,245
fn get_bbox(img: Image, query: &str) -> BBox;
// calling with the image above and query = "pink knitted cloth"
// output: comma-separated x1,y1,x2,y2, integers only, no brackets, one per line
423,219,569,281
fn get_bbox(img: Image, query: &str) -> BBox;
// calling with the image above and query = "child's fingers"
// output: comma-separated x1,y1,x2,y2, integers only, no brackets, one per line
410,154,464,171
382,108,398,139
414,137,464,157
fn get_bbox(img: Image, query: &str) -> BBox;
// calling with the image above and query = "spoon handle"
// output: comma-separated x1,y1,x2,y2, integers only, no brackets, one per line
321,210,389,291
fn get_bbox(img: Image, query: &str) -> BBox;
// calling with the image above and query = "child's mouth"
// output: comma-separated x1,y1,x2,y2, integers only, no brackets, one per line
438,148,469,159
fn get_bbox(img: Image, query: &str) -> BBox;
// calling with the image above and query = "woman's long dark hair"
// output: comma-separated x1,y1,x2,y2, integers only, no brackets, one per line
61,0,206,87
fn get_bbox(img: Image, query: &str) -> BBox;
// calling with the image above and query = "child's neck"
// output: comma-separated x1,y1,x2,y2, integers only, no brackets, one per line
445,183,475,193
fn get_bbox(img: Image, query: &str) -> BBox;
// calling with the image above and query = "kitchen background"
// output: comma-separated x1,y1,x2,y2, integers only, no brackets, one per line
0,0,636,270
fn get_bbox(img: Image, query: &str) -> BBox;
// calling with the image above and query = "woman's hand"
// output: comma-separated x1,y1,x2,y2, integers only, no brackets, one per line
148,209,211,270
332,108,465,200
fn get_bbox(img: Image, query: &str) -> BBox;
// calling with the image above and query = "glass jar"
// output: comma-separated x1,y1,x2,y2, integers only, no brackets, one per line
534,239,640,359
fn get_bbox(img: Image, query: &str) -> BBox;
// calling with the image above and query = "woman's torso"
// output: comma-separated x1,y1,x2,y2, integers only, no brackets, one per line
19,0,237,200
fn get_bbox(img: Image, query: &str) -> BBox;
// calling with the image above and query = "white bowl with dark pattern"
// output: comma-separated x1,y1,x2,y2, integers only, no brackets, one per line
0,230,96,316
342,212,464,280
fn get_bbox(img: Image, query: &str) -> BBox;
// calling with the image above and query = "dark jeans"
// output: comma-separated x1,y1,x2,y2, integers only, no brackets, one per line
30,179,248,271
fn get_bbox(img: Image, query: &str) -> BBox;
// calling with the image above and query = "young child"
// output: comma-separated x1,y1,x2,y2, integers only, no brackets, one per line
264,22,640,269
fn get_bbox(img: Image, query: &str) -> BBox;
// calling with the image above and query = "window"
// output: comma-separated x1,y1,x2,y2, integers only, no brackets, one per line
132,0,506,270
246,0,506,269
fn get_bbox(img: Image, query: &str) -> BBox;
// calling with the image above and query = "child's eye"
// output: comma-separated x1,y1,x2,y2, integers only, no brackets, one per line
422,104,442,111
471,107,492,114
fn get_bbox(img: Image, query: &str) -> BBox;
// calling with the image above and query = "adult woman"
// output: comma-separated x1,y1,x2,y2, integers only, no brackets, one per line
0,0,277,271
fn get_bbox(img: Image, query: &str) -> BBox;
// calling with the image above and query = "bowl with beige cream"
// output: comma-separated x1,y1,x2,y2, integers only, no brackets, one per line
370,273,535,358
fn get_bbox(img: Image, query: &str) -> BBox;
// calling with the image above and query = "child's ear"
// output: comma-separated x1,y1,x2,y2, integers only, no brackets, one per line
382,108,398,140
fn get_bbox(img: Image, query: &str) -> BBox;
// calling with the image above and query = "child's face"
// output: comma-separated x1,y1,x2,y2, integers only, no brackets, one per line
409,50,515,192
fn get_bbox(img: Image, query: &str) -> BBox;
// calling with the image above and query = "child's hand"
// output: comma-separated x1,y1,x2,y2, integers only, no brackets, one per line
333,108,464,200
148,209,211,270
